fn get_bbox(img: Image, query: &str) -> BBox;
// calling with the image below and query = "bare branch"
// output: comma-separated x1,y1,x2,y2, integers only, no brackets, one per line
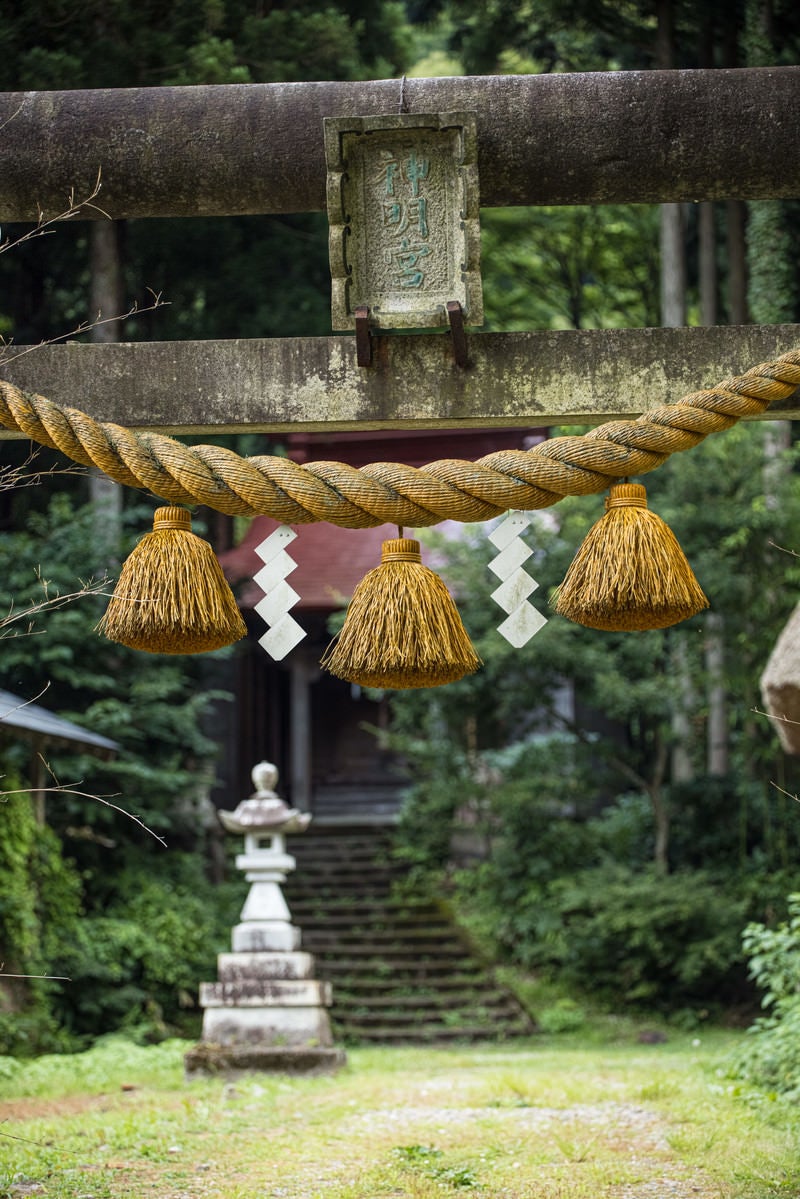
0,289,167,366
0,169,107,259
768,540,800,559
0,101,24,138
0,682,51,715
769,780,800,805
0,571,112,639
0,1121,80,1154
0,971,71,981
0,449,86,493
752,704,800,729
3,752,168,847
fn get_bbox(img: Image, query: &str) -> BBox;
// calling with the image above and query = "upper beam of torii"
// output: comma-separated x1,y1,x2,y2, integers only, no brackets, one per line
1,67,799,436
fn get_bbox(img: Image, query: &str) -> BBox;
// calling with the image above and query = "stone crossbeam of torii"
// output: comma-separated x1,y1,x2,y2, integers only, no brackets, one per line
1,67,800,436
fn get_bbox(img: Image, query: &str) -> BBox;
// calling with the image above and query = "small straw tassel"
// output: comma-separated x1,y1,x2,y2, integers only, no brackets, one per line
321,537,481,688
97,506,247,654
553,483,709,632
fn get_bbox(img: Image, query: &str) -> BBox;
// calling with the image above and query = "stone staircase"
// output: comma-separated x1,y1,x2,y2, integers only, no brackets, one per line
284,827,534,1045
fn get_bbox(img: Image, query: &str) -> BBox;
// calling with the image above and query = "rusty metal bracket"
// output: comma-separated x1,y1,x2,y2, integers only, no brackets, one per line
447,301,468,368
354,305,372,368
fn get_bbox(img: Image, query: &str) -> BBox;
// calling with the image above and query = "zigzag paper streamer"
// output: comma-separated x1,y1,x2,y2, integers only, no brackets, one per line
488,512,547,647
253,526,306,660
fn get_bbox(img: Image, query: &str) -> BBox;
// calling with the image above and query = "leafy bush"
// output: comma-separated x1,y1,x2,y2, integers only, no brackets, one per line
0,495,240,1051
460,862,749,1012
730,894,800,1098
537,998,587,1034
544,867,749,1010
48,859,245,1043
0,789,84,1055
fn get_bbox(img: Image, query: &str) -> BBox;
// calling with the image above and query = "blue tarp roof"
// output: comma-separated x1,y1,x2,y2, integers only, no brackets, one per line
0,688,118,757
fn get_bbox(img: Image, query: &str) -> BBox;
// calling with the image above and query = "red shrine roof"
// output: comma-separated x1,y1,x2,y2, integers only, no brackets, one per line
219,427,545,612
221,519,402,611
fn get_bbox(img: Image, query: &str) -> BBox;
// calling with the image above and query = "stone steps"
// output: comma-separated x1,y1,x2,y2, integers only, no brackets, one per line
341,1020,533,1044
284,829,533,1045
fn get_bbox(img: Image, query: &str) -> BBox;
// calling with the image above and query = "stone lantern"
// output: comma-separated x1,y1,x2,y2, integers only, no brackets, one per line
184,762,346,1077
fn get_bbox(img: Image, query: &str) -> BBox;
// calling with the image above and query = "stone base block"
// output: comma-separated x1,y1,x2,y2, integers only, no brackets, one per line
185,1043,346,1079
232,922,301,952
201,1004,334,1047
200,978,332,1007
217,951,314,982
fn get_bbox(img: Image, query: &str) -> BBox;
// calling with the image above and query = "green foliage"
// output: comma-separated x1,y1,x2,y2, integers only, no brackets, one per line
0,494,240,1047
393,1145,478,1189
0,0,412,348
389,423,800,1015
481,205,660,331
0,0,410,91
0,1035,188,1099
535,866,749,1010
731,894,800,1098
48,857,245,1043
0,788,83,1055
536,997,587,1034
0,494,228,835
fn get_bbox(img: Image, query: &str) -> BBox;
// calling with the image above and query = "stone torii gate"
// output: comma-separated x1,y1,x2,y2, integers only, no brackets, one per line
1,67,800,436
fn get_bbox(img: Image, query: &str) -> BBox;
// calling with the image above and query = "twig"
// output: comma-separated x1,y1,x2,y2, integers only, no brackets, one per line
0,100,24,138
0,1120,80,1156
0,450,86,492
0,781,167,848
769,780,800,806
0,972,71,981
0,169,108,259
768,540,800,559
0,573,112,639
0,289,167,366
752,704,800,729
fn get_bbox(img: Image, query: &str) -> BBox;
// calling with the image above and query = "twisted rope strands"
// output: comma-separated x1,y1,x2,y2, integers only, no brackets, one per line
1,349,799,528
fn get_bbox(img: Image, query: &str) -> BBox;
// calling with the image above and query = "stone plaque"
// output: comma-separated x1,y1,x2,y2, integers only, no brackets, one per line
325,112,483,331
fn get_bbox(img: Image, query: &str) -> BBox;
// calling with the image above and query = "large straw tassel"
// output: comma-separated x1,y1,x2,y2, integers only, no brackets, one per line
321,537,481,688
553,483,709,631
97,506,247,654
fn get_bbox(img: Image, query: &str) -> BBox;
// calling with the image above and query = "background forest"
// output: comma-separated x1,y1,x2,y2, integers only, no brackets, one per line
2,0,800,1089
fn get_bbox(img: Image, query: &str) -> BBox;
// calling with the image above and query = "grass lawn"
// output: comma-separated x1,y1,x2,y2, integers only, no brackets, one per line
1,1027,799,1198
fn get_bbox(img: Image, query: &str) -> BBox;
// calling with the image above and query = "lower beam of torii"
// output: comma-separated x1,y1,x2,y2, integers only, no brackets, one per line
2,324,800,438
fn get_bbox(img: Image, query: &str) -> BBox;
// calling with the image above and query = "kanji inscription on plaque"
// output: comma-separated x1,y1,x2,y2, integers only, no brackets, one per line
325,113,483,331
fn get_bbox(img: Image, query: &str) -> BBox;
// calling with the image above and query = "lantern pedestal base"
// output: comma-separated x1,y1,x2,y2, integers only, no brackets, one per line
184,1043,346,1079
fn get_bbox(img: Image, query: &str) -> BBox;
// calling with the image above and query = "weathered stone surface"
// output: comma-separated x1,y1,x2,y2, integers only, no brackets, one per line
216,951,314,982
326,113,482,330
200,979,332,1007
2,325,799,438
184,1044,346,1078
201,1005,334,1047
1,68,799,220
231,922,301,952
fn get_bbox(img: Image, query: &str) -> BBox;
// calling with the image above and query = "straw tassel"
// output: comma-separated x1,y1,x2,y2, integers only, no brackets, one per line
553,483,709,631
321,537,481,688
97,506,247,654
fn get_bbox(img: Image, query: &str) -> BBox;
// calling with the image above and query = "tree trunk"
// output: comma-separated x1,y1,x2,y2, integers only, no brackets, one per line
656,0,687,329
88,222,124,540
698,203,717,326
726,201,749,323
649,733,670,873
660,204,687,328
705,612,729,776
670,635,695,783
